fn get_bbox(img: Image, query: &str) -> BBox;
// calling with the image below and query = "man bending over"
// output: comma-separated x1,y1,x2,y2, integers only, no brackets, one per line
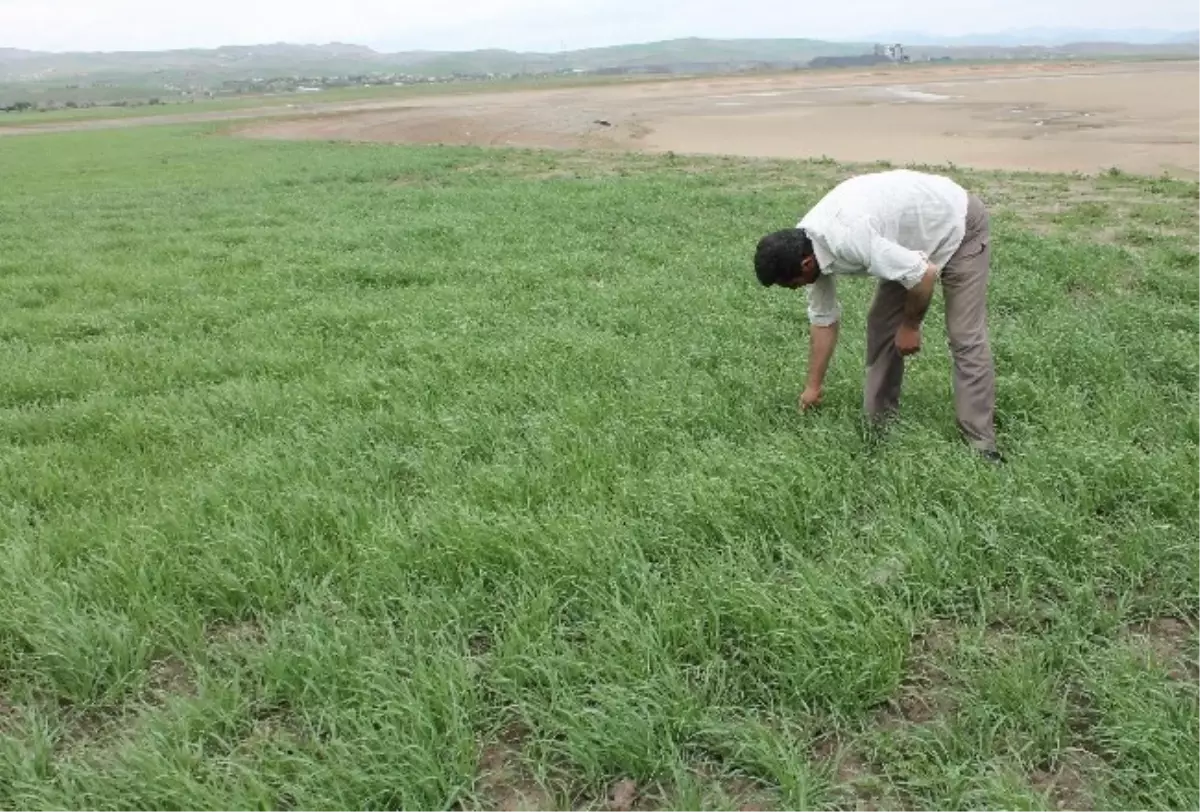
754,169,1002,463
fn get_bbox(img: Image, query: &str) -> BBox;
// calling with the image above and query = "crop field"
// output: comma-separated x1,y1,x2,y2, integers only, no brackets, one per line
0,125,1196,810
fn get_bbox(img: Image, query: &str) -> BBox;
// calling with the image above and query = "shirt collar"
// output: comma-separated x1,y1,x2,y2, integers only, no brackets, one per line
805,229,835,273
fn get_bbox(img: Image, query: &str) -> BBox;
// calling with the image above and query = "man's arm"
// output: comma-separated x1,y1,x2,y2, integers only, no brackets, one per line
853,226,939,357
800,275,840,408
894,263,938,357
800,321,839,409
903,264,938,328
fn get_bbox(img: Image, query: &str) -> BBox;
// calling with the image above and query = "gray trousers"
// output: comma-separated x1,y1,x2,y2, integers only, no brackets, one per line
863,194,996,451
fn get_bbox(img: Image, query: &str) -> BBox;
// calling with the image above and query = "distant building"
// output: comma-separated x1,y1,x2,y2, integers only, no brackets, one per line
809,54,893,69
811,43,911,69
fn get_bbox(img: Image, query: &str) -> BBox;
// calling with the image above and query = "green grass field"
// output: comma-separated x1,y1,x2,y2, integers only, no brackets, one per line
0,125,1196,810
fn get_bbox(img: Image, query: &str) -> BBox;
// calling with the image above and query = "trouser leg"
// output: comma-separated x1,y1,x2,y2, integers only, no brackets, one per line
864,280,909,420
941,194,997,451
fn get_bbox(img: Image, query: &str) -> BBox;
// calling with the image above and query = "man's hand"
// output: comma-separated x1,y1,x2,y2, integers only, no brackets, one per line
798,386,823,410
895,324,922,356
893,263,936,357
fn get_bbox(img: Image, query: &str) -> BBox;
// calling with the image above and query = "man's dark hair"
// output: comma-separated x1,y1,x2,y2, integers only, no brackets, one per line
754,228,813,286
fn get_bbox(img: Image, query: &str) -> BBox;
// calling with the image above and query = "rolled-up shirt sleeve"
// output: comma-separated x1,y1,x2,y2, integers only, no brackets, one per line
868,231,929,289
806,274,841,326
834,217,928,289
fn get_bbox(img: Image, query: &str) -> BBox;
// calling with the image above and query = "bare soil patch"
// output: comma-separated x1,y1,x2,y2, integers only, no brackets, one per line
474,743,788,812
145,655,196,702
813,734,899,811
873,620,959,730
475,724,556,811
606,777,638,810
626,768,783,812
53,653,201,757
45,627,265,757
0,692,17,733
1125,616,1198,682
1030,748,1107,810
205,618,266,647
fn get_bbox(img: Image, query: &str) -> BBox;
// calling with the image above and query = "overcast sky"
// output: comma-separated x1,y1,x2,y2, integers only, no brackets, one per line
2,0,1196,53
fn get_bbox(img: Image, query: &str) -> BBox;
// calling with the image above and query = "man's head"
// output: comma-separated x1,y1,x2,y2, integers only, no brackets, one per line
754,228,820,288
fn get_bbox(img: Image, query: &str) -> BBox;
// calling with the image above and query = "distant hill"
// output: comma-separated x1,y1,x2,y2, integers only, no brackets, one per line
3,34,1197,83
867,27,1200,46
0,38,884,84
0,43,432,84
0,48,38,61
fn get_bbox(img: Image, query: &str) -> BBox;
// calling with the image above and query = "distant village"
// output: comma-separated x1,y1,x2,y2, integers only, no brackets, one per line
212,70,561,95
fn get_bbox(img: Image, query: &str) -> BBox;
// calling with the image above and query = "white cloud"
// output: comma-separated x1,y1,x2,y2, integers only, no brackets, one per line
0,0,1195,53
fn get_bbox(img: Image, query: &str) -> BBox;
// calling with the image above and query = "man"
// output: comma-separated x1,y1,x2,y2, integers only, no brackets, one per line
753,169,1002,463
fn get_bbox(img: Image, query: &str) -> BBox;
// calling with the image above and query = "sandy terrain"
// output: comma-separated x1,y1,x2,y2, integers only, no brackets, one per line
236,60,1198,178
6,60,1197,177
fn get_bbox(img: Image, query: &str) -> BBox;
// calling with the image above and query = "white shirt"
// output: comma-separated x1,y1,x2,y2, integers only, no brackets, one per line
797,170,970,326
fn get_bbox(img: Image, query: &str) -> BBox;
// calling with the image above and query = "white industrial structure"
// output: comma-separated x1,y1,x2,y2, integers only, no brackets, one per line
873,43,910,62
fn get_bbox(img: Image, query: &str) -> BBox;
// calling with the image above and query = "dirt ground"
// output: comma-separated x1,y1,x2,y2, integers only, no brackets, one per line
7,60,1197,177
233,60,1199,178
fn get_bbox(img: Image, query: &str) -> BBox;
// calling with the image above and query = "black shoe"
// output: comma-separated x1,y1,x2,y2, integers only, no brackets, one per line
979,449,1005,465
